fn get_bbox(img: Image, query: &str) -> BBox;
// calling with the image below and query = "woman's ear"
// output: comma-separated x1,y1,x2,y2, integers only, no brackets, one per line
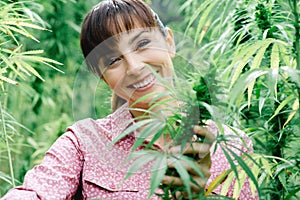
165,27,176,58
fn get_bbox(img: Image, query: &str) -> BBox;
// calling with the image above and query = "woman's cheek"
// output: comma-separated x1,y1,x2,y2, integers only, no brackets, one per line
103,69,122,89
110,77,122,91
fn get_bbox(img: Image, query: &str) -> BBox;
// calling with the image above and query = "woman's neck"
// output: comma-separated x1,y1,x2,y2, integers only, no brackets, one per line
128,98,180,148
129,98,179,119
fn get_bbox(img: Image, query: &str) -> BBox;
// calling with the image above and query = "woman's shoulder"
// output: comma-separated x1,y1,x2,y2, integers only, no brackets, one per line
65,102,133,143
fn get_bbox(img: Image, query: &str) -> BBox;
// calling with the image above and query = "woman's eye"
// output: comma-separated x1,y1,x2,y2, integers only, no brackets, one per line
136,39,150,50
105,57,121,67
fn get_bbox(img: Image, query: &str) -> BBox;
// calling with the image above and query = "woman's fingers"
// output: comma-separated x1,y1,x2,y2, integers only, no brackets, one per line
167,160,211,177
167,154,211,176
161,125,215,196
193,125,216,143
168,142,211,158
162,175,206,193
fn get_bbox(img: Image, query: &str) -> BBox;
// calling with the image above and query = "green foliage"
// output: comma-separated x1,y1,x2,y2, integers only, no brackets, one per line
0,0,67,196
0,1,62,86
0,0,299,199
114,0,300,199
178,0,300,199
193,76,212,124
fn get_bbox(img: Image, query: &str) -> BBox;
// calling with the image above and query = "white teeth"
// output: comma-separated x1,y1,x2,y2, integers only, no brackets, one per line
132,75,155,89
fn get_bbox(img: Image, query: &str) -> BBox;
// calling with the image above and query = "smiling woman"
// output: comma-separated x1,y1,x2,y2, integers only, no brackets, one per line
1,0,256,200
97,28,175,110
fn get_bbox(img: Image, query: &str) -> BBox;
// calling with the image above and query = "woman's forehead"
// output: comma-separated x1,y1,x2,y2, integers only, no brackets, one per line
104,27,161,45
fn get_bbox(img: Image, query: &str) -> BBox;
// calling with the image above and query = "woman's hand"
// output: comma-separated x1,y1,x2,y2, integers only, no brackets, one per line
161,125,216,198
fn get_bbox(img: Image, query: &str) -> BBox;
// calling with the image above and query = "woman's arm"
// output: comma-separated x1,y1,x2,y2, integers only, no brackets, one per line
1,131,84,200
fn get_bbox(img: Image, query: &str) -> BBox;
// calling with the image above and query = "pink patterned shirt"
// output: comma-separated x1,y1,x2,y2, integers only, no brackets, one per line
1,103,257,200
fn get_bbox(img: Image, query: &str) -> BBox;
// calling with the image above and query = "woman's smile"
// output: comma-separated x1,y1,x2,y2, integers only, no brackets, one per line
128,73,156,91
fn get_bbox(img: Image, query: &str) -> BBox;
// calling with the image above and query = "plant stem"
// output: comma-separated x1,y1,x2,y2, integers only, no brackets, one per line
292,0,300,70
290,0,300,119
0,101,15,187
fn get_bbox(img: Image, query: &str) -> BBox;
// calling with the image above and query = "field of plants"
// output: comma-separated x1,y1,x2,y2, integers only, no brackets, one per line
0,0,299,199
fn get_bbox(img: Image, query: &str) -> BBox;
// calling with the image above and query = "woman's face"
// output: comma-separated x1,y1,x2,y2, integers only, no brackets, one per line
99,27,175,109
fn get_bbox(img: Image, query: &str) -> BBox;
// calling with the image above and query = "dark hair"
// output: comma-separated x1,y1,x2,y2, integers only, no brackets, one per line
80,0,166,76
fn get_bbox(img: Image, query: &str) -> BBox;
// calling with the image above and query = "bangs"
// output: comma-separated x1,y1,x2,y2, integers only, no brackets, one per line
88,0,156,48
103,2,156,40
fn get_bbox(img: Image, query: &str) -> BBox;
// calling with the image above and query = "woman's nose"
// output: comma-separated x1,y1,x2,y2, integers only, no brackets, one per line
125,54,145,76
126,64,145,76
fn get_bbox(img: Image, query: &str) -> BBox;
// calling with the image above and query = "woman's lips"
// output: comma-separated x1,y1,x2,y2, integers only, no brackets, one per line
128,73,156,91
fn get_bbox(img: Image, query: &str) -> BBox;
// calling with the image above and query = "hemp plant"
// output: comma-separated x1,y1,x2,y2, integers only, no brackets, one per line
112,71,215,199
111,59,259,200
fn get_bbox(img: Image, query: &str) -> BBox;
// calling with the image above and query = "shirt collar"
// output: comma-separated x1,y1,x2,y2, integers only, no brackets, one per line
109,102,165,151
109,102,135,141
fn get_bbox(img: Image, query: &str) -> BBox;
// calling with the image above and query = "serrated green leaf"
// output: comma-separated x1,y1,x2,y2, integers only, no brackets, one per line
19,50,44,55
283,99,299,128
144,126,167,149
0,26,19,44
246,42,270,107
225,147,261,197
271,43,280,70
16,22,46,30
13,60,30,76
20,55,63,65
178,155,205,179
112,119,155,144
249,162,260,198
285,186,300,200
0,75,18,85
278,43,291,68
129,91,169,109
229,39,275,89
124,151,157,181
278,170,288,191
268,68,279,101
220,171,235,196
229,69,268,107
149,154,167,198
195,1,217,44
233,166,247,199
258,97,266,116
3,24,39,42
0,54,25,79
0,44,22,54
132,120,165,150
247,81,255,108
268,94,295,122
205,169,232,195
220,145,239,181
251,43,269,70
40,61,64,73
171,156,192,199
260,160,272,180
184,0,214,36
14,60,44,81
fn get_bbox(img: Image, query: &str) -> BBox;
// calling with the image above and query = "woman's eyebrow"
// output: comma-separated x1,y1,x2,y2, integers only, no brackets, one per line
129,30,149,44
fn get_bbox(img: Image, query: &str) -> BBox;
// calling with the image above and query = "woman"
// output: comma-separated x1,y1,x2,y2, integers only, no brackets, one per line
1,0,255,199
